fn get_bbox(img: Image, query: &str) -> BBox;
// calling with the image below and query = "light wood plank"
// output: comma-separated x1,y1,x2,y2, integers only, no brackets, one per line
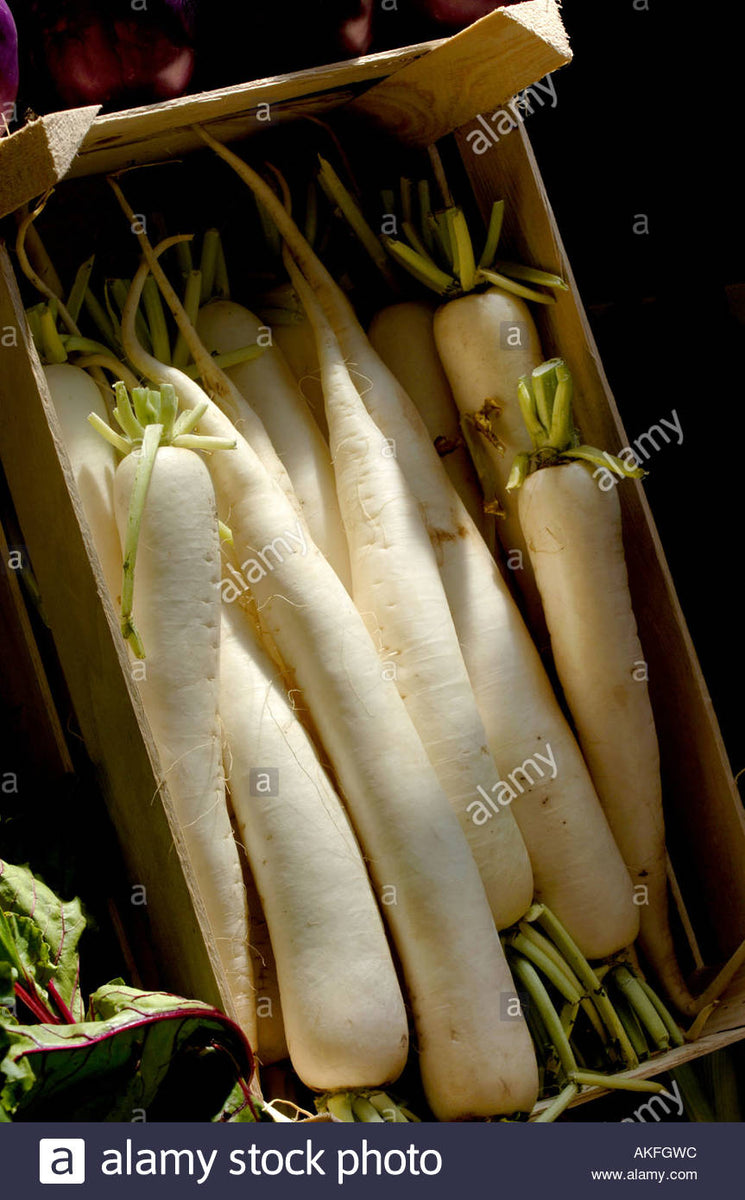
352,0,570,145
0,517,73,778
0,107,100,220
66,43,442,181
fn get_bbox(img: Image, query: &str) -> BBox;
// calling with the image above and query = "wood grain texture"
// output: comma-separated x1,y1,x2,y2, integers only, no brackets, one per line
456,120,745,963
352,0,571,145
0,246,240,1025
0,517,73,778
0,107,100,220
66,43,442,180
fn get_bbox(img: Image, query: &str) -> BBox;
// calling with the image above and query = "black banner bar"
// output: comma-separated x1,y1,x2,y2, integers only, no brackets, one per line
2,1121,738,1197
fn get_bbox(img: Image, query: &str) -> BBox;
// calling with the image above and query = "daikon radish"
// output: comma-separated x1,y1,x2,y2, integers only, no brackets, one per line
290,258,533,930
512,359,745,1016
197,300,350,588
220,600,409,1090
120,247,539,1121
272,315,329,442
196,129,638,961
433,288,545,631
108,395,256,1046
369,300,492,546
43,362,122,604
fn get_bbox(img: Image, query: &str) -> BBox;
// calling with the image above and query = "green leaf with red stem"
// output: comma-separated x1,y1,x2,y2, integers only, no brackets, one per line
1,984,256,1122
0,860,86,1021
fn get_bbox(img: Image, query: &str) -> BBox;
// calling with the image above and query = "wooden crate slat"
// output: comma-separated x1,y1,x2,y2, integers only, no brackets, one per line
0,107,101,221
352,0,570,146
66,43,442,181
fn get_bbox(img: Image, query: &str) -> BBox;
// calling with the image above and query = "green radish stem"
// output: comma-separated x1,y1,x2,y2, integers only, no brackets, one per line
110,278,152,354
83,286,119,352
70,355,139,390
610,966,670,1052
508,954,576,1079
532,1082,578,1122
66,255,95,325
317,156,398,291
16,200,110,398
142,276,171,364
569,1071,669,1096
505,932,583,1007
173,270,202,369
527,906,638,1069
16,197,79,336
40,306,67,363
611,991,651,1060
199,228,221,304
316,1099,415,1123
635,978,686,1048
214,235,231,299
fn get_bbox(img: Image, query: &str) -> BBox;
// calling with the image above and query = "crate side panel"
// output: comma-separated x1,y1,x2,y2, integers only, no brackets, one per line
68,43,441,180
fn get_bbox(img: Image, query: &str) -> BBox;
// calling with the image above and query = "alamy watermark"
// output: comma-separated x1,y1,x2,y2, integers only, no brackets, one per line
594,408,683,491
464,75,558,157
219,518,307,603
468,743,557,826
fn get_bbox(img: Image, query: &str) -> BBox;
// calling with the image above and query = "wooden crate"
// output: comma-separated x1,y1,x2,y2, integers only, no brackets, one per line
0,0,743,1114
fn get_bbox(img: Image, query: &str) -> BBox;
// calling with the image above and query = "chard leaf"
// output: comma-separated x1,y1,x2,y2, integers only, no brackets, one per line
0,984,254,1122
0,964,15,1014
2,914,54,994
0,861,86,1020
218,1079,262,1123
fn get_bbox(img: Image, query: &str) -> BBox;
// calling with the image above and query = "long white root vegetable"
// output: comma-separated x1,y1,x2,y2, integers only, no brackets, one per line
44,362,122,604
195,131,638,962
512,362,745,1014
271,314,329,442
519,460,683,994
433,289,546,638
197,300,351,589
290,258,533,930
220,600,409,1090
369,301,492,546
113,438,256,1045
120,246,539,1122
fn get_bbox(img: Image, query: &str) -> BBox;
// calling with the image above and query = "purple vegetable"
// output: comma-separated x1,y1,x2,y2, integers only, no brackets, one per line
0,0,19,124
28,0,198,110
337,0,375,55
